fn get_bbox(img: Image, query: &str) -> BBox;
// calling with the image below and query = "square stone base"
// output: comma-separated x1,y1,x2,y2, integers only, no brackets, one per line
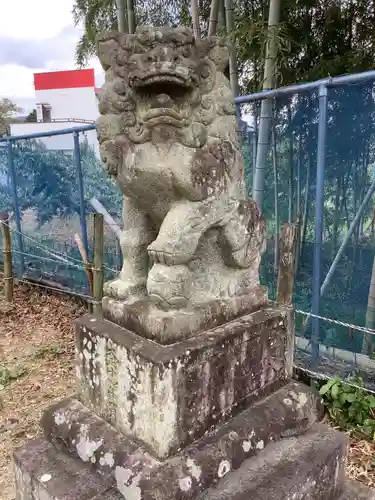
15,421,375,500
19,382,323,500
75,307,292,459
102,284,268,344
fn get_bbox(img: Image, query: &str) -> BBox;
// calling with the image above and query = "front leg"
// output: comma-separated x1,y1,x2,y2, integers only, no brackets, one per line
105,195,155,300
147,196,238,266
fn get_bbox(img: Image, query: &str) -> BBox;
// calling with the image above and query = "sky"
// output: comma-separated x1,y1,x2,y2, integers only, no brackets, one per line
0,0,104,114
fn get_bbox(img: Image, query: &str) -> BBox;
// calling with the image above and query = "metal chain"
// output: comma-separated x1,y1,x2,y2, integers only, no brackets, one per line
269,300,375,338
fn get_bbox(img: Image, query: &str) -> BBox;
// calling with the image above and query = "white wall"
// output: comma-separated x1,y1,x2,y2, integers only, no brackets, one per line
10,122,100,157
35,87,99,122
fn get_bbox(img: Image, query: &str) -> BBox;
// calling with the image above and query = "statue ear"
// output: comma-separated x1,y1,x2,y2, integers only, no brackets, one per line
208,39,230,73
197,37,230,73
97,32,132,70
97,33,120,70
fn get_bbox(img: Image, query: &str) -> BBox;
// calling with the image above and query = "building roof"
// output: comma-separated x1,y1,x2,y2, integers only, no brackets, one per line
34,69,95,91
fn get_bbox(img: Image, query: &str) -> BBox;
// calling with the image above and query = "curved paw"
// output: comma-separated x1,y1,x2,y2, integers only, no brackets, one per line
103,278,146,300
147,263,190,308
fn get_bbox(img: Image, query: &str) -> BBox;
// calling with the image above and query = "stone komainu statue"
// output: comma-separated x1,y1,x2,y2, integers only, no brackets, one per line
96,26,267,341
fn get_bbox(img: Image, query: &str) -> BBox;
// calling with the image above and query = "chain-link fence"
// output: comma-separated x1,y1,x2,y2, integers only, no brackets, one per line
236,70,375,380
0,125,121,295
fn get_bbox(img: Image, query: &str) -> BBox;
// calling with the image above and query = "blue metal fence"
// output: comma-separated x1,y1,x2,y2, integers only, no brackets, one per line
0,125,122,295
235,70,375,377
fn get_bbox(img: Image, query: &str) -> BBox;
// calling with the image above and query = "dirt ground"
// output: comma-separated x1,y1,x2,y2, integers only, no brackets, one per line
0,278,85,500
0,278,374,499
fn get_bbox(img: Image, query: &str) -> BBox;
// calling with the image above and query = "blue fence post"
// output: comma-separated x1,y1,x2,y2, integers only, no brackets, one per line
311,84,328,367
7,139,24,273
252,129,257,188
73,131,89,260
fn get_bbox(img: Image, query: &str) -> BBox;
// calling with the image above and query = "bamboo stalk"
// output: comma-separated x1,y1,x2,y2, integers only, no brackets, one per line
126,0,136,33
0,212,13,302
252,0,281,211
224,0,239,96
191,0,201,38
93,214,104,315
218,0,225,30
115,0,128,32
208,0,220,36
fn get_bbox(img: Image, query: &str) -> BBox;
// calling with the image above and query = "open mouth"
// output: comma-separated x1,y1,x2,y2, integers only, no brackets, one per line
139,73,191,88
133,72,193,99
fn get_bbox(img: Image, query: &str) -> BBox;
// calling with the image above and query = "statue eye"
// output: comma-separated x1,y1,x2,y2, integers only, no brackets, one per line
177,45,191,58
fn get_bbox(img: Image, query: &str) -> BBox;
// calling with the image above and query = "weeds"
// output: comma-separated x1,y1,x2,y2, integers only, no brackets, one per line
320,376,375,441
30,342,66,361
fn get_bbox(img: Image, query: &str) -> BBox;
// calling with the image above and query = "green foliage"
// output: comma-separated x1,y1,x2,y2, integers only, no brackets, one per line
233,0,375,93
26,109,37,123
0,137,122,225
0,98,22,136
72,0,192,66
320,376,375,441
79,138,122,215
72,0,375,90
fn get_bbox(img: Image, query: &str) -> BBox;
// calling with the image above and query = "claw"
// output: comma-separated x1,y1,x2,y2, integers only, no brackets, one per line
147,243,191,266
104,278,146,300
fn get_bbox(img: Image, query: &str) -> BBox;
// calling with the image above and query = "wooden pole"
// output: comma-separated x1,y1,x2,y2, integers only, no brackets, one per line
93,214,104,315
89,198,122,240
0,212,13,302
276,222,299,306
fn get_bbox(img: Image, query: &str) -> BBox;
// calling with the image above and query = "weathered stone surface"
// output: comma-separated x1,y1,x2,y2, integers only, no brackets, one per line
339,480,375,500
40,381,322,499
96,26,267,340
75,307,291,458
198,424,347,500
13,438,114,500
17,424,371,500
41,397,160,488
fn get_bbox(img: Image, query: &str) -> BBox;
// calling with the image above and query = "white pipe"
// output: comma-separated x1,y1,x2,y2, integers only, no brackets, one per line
89,197,122,240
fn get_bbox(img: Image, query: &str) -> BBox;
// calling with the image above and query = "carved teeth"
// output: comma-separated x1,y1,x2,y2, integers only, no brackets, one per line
137,74,190,88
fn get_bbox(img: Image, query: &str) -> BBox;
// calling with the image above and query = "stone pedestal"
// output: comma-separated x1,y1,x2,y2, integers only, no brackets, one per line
13,308,375,500
75,308,290,458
